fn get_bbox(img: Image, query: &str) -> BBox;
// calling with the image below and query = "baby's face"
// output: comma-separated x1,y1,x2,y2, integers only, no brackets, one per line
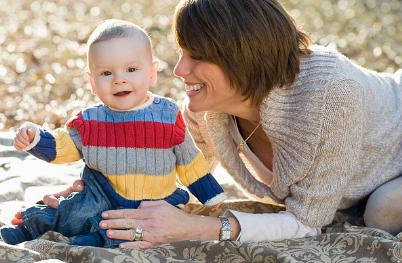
87,37,157,111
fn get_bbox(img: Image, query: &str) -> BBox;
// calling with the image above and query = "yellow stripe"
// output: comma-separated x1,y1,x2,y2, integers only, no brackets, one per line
176,153,210,186
51,128,81,164
104,170,177,200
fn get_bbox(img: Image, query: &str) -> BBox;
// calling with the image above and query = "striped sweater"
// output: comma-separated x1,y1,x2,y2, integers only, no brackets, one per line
26,95,225,208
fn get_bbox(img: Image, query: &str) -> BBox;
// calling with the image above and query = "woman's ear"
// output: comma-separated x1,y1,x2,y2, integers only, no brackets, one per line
86,72,97,95
150,61,158,86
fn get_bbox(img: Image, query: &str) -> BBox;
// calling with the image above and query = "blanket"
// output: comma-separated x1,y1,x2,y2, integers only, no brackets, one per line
1,131,402,263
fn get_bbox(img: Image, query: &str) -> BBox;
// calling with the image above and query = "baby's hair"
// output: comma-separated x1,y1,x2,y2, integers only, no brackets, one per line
86,19,152,67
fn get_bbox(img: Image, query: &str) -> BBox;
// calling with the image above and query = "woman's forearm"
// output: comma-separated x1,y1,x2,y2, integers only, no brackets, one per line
188,214,241,241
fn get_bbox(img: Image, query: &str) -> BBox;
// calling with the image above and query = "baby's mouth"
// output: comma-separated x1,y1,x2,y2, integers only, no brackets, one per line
114,91,131,96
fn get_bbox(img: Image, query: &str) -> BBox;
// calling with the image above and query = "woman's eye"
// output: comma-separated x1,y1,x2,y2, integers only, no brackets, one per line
128,67,138,72
101,71,112,76
190,55,203,61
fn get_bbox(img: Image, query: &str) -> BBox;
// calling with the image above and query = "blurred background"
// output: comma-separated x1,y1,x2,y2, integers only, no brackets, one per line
0,0,401,131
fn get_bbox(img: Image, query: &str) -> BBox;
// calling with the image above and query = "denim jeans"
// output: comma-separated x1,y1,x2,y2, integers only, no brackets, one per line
22,166,125,248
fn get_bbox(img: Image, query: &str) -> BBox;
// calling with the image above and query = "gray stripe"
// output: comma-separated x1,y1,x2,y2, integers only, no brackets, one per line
67,127,83,153
82,146,176,176
174,130,200,166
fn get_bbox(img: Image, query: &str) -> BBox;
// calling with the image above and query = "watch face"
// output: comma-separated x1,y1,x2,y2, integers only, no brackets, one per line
219,217,232,241
221,231,231,241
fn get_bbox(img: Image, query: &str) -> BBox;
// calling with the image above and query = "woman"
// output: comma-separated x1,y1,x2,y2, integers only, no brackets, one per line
40,0,402,248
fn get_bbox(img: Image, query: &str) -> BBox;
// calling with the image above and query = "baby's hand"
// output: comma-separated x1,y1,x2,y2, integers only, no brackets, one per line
14,127,36,151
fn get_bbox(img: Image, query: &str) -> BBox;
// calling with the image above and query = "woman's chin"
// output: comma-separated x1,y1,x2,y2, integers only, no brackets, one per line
188,101,207,112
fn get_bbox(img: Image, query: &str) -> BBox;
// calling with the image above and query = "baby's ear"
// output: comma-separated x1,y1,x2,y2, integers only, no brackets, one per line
86,72,97,95
150,60,158,86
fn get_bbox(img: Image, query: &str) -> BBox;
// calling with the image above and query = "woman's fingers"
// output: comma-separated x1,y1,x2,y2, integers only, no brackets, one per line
102,201,194,246
100,218,144,230
119,241,153,249
138,200,166,208
102,201,166,220
102,207,152,220
106,227,153,243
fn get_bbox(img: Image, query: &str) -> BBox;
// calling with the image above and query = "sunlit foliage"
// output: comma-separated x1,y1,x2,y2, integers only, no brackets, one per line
0,0,401,130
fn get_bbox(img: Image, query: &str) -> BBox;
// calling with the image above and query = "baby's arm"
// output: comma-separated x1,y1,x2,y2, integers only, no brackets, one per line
13,122,81,164
14,123,38,151
173,111,225,206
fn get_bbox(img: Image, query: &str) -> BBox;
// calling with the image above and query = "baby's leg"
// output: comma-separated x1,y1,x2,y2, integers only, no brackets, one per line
0,224,32,245
0,204,57,245
364,175,402,235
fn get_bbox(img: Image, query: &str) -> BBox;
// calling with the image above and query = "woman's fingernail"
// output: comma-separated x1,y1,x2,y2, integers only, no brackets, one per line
102,212,108,218
120,244,126,248
107,230,114,236
100,222,107,228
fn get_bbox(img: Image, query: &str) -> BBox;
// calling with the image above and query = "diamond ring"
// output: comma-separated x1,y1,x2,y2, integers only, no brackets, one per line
133,226,144,241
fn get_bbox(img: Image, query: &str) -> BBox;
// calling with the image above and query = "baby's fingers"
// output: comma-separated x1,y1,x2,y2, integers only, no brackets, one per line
26,128,36,142
13,136,30,151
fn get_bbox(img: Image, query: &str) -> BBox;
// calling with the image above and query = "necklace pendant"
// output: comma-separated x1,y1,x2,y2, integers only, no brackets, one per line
237,141,246,152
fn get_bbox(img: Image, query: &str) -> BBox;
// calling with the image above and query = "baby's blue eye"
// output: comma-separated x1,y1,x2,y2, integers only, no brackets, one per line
101,71,112,76
128,67,138,72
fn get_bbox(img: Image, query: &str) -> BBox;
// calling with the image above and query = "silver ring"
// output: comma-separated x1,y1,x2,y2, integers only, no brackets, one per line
133,226,144,241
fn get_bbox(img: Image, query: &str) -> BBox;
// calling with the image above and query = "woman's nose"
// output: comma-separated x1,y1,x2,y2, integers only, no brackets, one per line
173,57,191,77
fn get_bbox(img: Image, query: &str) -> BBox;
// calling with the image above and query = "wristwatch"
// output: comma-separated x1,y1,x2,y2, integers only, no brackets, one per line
218,216,232,241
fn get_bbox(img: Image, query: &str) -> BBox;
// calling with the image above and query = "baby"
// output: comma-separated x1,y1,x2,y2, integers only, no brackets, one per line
0,19,225,248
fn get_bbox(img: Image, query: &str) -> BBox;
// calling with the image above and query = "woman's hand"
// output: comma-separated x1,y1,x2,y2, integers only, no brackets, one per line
100,200,219,249
42,179,84,208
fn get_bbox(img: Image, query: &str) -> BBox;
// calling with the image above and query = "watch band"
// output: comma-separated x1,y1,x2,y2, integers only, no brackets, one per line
218,216,232,241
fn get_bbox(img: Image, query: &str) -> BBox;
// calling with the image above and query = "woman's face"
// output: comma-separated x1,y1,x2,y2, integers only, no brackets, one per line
174,48,242,113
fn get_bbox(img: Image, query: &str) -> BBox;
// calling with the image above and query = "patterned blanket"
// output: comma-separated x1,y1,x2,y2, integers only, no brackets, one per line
1,202,402,262
1,132,402,262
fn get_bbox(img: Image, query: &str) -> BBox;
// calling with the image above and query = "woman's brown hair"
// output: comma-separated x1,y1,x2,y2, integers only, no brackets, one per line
173,0,311,105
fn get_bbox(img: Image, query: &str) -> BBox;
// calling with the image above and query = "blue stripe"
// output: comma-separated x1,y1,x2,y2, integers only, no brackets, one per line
187,173,224,204
81,98,179,124
28,129,57,162
87,166,190,208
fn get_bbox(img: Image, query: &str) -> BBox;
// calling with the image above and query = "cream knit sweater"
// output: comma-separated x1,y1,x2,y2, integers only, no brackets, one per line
183,45,402,228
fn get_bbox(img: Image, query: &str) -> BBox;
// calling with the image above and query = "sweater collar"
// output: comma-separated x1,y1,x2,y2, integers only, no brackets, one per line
205,108,283,203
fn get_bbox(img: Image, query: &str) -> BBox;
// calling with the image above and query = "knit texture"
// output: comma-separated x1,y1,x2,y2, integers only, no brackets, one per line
28,95,224,207
183,45,402,227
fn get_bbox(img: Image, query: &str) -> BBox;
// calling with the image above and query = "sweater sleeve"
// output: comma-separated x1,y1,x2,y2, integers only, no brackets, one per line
224,210,321,241
182,102,219,170
285,79,363,227
27,125,81,164
174,110,225,205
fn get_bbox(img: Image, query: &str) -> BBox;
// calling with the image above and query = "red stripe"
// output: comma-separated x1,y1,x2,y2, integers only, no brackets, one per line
70,120,176,148
174,111,186,145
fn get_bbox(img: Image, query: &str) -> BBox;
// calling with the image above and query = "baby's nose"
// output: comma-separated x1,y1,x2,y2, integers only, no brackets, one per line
113,79,127,85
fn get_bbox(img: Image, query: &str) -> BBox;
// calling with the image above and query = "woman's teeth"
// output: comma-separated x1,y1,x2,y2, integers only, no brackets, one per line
185,84,203,91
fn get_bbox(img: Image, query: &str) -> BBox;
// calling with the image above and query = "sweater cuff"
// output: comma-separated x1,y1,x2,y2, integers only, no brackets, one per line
19,122,41,151
223,210,321,242
187,173,224,204
204,192,226,206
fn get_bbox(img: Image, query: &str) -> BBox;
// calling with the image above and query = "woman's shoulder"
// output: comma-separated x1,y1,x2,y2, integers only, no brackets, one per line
295,45,348,85
264,45,358,108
